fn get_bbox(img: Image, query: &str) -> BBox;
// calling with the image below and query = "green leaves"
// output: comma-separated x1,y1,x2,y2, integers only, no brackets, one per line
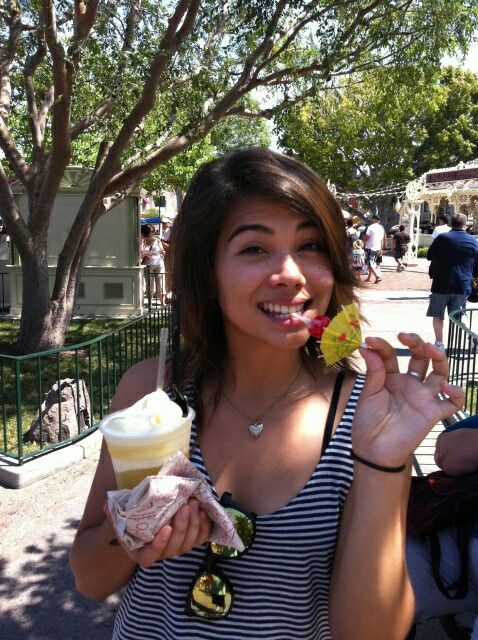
276,65,478,192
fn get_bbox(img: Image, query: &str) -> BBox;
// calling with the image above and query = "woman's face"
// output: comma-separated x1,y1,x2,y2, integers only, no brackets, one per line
215,196,335,352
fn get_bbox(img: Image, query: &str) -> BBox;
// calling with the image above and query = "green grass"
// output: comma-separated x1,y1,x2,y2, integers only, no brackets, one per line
417,246,428,258
0,318,129,354
465,382,478,416
0,311,171,461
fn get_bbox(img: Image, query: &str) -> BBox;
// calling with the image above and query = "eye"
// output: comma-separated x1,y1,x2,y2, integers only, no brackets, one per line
239,245,265,255
300,241,324,252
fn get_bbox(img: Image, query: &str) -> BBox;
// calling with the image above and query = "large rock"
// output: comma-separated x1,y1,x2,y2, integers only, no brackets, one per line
24,378,91,444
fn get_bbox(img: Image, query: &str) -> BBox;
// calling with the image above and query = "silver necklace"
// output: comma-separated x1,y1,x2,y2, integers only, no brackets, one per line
224,365,303,439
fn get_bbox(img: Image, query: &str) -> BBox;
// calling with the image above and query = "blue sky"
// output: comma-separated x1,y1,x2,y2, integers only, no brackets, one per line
443,41,478,72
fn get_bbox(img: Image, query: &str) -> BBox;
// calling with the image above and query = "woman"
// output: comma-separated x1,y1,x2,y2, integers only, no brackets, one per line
70,148,463,640
141,224,166,302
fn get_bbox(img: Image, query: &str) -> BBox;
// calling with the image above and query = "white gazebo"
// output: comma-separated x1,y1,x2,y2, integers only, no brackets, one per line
8,167,146,317
402,159,478,263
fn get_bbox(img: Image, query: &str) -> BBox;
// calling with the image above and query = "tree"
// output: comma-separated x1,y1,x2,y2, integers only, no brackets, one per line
412,66,478,175
1,0,477,353
276,66,478,208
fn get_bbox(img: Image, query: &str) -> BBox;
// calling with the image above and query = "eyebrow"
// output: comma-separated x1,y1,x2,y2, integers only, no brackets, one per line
228,220,315,242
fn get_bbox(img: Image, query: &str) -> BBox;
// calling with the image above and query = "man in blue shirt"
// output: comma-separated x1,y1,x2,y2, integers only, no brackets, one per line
427,212,478,350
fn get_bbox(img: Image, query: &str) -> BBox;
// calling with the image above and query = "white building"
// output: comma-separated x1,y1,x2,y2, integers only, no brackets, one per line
8,167,146,318
402,159,478,261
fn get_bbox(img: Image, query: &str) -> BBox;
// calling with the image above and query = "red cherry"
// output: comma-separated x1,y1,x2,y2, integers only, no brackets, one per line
308,315,330,339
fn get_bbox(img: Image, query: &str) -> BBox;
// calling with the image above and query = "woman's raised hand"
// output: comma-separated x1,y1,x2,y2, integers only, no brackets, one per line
353,333,464,469
106,498,211,568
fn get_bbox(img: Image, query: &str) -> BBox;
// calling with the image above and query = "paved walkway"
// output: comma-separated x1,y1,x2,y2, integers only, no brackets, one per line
0,257,465,639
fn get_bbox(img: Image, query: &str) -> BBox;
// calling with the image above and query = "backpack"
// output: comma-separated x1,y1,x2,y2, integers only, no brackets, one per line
407,470,478,599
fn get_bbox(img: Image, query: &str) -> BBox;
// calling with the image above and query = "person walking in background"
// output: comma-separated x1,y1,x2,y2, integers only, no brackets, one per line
427,212,478,350
392,225,410,272
432,213,451,239
345,218,358,248
363,213,385,284
141,224,166,302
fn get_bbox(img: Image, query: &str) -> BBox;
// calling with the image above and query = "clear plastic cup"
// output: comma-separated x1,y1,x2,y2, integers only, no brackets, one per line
99,404,195,489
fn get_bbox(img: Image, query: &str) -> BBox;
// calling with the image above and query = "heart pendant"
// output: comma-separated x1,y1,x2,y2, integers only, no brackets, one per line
248,422,264,438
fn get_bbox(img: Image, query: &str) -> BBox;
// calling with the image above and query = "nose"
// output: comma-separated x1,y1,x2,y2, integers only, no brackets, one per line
269,254,306,288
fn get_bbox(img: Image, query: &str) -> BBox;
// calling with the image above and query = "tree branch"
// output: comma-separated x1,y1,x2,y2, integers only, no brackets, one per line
0,161,33,255
123,106,178,168
253,0,344,77
37,84,55,138
34,0,101,237
55,0,201,297
225,84,320,119
254,59,328,87
0,0,24,122
70,96,115,139
31,0,73,238
91,0,200,190
106,80,249,194
69,0,142,140
23,34,47,151
337,0,387,45
0,116,30,184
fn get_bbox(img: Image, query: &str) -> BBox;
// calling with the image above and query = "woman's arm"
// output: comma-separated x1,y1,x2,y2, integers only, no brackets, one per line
69,359,210,601
331,463,414,640
330,334,464,640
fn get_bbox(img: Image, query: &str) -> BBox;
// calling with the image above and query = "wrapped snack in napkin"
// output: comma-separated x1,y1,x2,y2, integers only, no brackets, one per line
107,451,245,552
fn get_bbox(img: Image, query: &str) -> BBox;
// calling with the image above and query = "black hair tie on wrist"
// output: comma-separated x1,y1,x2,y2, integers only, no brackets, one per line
350,450,406,473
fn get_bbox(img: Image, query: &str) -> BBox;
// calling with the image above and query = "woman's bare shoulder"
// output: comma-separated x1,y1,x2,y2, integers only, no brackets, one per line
110,357,171,412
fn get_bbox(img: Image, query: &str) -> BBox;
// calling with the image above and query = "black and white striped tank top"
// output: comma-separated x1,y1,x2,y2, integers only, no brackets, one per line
113,374,365,640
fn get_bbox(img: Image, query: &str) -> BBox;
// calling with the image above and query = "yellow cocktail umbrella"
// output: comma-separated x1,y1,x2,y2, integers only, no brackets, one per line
319,303,362,366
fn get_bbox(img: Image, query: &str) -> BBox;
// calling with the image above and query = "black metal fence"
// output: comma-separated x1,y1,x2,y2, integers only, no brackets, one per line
447,307,478,416
0,306,172,464
144,267,171,310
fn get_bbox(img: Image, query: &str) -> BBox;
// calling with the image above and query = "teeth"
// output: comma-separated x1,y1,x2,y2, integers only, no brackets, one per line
260,302,306,315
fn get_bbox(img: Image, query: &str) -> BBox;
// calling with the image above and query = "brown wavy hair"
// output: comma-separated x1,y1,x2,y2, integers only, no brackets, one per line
170,148,358,402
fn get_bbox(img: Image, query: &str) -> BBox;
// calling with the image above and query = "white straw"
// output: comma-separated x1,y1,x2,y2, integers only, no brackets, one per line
156,327,169,390
291,312,311,325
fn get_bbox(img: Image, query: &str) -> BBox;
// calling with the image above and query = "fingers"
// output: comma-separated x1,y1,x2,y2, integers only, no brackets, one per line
134,525,173,567
424,341,449,379
363,336,400,375
179,499,206,552
438,379,464,413
135,499,212,568
398,333,430,379
359,336,399,397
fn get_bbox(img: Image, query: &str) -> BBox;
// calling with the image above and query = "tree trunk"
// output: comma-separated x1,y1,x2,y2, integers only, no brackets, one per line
15,254,76,354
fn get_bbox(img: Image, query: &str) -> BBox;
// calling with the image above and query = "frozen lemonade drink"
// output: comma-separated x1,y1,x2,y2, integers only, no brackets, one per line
99,390,194,489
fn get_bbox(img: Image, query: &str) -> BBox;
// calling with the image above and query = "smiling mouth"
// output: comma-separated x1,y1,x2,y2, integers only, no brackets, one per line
258,300,312,319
